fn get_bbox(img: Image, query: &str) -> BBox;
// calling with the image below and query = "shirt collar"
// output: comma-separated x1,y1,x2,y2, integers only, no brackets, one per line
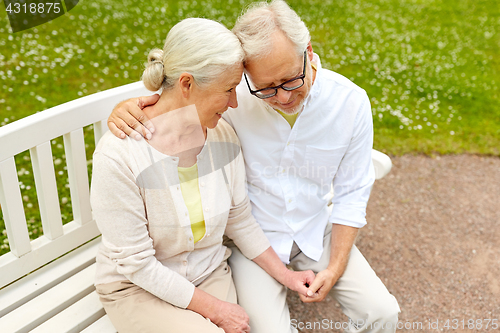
304,53,322,108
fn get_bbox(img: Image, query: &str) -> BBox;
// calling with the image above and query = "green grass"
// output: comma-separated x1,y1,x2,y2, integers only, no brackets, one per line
0,0,499,253
306,0,500,155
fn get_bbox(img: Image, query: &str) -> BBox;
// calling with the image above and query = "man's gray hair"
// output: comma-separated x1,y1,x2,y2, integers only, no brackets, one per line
232,0,310,61
142,18,244,92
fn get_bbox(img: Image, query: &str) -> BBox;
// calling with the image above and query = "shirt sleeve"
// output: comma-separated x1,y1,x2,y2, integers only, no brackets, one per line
223,147,271,259
328,92,375,228
91,151,195,309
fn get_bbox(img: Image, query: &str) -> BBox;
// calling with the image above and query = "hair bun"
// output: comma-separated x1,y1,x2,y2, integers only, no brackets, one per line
143,48,165,91
148,48,164,65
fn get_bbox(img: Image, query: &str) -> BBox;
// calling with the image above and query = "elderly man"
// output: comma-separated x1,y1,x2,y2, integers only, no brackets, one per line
107,1,400,332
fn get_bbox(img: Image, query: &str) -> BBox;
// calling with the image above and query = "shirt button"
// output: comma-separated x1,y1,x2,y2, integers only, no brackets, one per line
177,186,180,190
183,261,188,266
287,142,290,146
206,233,210,237
200,182,205,187
185,212,188,217
189,237,193,242
288,199,292,203
204,207,209,212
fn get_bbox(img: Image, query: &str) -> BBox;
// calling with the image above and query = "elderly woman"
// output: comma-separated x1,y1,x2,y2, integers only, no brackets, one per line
90,18,314,333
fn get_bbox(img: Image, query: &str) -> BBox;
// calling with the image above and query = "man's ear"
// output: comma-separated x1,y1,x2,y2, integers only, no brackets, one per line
179,73,194,98
306,41,314,61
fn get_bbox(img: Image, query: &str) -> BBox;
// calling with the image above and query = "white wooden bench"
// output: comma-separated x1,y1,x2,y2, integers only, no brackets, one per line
0,81,391,332
0,81,151,333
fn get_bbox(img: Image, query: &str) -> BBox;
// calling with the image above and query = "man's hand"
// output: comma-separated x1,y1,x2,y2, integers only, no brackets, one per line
300,224,359,303
107,94,160,140
299,268,340,303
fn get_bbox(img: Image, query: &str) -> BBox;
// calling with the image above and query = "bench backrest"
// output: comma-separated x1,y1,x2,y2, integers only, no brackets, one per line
0,81,151,288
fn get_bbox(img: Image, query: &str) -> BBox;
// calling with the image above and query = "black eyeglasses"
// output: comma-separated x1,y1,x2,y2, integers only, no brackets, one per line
244,50,307,99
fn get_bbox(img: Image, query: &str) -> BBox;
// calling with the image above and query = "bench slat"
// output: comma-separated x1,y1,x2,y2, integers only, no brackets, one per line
0,220,101,287
0,263,96,332
30,141,64,240
93,119,108,147
81,315,116,333
30,291,106,333
0,157,31,257
63,129,92,226
0,237,100,317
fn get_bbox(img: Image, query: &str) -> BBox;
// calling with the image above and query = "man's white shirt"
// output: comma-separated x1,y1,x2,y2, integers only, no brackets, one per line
223,54,375,263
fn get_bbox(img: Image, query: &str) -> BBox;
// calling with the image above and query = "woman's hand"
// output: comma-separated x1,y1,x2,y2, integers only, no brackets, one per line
251,247,316,298
107,94,159,140
298,268,337,303
188,287,251,333
283,269,316,297
212,301,251,333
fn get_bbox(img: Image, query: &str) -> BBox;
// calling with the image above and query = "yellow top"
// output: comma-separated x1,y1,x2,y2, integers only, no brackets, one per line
177,163,206,243
276,110,299,128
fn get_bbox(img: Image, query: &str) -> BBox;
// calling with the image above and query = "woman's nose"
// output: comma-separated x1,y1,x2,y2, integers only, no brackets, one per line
228,89,238,108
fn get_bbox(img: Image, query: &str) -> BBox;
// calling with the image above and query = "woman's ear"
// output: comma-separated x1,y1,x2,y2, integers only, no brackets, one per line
179,73,194,98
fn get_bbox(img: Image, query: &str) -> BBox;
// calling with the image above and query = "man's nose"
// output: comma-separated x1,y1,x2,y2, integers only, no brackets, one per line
275,88,292,104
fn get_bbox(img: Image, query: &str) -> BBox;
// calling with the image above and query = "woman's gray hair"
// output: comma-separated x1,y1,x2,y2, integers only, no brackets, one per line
142,18,244,92
232,0,310,61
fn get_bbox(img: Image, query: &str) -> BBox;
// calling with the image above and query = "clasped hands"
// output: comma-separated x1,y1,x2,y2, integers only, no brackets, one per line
213,269,337,333
285,267,339,303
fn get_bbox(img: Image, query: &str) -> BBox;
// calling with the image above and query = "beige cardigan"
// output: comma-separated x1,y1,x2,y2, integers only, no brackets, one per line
91,119,270,309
